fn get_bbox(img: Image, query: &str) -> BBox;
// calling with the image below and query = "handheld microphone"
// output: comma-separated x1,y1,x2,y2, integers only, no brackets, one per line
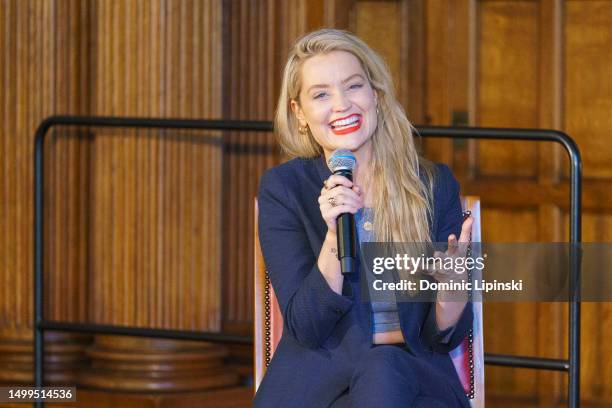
328,150,357,275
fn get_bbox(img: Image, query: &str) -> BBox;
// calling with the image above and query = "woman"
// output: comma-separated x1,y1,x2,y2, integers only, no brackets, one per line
256,28,474,407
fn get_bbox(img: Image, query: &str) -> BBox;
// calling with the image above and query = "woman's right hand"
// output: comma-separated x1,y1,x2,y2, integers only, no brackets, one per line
318,175,364,235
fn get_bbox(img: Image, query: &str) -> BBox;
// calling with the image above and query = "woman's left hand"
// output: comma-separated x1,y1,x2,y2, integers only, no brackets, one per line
428,215,474,285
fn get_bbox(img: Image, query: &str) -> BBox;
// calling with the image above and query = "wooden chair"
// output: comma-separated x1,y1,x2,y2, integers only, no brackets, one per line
254,197,484,407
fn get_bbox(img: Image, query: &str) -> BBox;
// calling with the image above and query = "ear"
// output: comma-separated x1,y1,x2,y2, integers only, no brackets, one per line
290,99,306,124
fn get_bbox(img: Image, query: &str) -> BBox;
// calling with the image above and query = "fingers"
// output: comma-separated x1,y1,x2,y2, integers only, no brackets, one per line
318,188,362,207
319,177,364,209
320,185,363,200
446,234,458,256
458,215,474,243
324,175,353,190
319,191,362,219
445,215,473,256
320,203,359,232
322,175,363,194
327,204,360,217
319,176,365,232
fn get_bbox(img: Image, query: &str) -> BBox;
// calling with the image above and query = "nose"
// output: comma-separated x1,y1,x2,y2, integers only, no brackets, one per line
332,89,351,112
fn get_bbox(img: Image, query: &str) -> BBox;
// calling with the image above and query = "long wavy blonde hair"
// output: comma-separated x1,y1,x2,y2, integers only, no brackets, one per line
275,28,435,243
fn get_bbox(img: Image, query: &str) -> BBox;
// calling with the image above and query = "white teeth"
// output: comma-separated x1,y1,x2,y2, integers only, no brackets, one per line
331,116,360,128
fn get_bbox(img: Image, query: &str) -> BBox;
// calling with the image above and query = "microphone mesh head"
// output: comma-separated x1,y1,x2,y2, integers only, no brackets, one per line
328,149,356,172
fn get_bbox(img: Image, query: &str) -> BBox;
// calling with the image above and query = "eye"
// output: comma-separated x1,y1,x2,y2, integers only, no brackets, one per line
313,92,328,100
348,83,363,90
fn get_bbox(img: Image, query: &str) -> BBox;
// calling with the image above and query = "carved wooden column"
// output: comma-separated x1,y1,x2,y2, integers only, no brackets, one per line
77,1,243,400
0,0,93,386
0,329,90,385
78,336,238,391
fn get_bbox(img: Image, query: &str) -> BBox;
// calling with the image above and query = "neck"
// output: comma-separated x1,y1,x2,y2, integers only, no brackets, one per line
323,143,373,206
353,142,373,188
353,158,371,186
323,140,373,180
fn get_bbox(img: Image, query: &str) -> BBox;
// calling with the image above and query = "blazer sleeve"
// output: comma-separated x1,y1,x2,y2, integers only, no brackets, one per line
258,168,354,349
420,164,474,352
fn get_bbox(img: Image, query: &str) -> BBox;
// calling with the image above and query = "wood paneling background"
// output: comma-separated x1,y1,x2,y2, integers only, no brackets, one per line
0,0,242,403
419,1,612,407
1,0,611,406
87,0,224,331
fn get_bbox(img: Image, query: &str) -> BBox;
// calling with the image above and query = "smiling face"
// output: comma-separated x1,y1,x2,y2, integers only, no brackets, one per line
291,50,378,162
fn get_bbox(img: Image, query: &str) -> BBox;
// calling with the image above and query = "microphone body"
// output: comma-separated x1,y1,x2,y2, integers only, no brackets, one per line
328,150,357,275
334,168,356,274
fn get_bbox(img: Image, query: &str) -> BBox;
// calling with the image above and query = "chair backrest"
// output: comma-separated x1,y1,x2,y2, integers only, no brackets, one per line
253,199,283,391
254,197,484,407
456,197,485,408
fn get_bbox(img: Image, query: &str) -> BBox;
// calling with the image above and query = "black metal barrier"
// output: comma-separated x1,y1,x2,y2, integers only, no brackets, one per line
34,116,582,407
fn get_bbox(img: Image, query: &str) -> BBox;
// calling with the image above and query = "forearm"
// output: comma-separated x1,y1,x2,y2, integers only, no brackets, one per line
317,231,343,295
435,290,468,331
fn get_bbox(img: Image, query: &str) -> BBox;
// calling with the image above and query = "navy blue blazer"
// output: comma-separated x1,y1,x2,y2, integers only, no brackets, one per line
255,155,473,407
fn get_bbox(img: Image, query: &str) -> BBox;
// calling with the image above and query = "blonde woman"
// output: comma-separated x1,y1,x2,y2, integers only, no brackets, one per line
256,29,473,407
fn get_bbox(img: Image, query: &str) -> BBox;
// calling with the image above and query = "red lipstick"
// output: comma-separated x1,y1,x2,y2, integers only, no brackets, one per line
329,114,362,136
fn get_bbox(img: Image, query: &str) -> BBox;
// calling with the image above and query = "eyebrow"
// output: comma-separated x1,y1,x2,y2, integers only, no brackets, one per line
306,74,365,94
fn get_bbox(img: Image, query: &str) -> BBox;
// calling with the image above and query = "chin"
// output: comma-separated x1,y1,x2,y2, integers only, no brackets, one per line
333,138,370,153
327,132,367,147
327,142,359,153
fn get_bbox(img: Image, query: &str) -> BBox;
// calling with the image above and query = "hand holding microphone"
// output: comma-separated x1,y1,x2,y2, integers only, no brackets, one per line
317,150,362,274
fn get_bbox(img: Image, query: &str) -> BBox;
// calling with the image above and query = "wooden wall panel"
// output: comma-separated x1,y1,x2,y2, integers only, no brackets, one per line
564,1,612,180
481,208,540,400
0,0,93,384
473,1,583,406
424,0,473,167
221,0,321,331
553,2,612,406
222,0,273,331
477,1,539,178
353,1,402,93
423,1,612,406
87,0,224,332
0,0,241,397
351,0,427,125
475,1,612,406
45,0,93,323
567,212,612,405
